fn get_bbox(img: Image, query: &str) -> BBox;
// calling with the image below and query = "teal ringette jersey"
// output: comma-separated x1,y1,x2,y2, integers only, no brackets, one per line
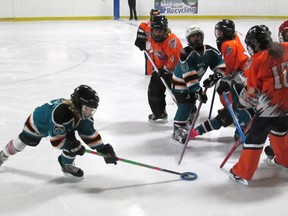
24,98,101,149
172,45,225,93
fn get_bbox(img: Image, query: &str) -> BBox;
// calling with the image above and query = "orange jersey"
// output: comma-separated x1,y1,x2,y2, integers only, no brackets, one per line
221,34,249,75
150,33,183,72
244,42,288,116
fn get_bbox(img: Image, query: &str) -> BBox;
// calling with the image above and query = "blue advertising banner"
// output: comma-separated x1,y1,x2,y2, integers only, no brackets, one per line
155,0,198,15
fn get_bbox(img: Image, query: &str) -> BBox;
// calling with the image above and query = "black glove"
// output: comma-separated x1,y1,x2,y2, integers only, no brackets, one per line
157,68,169,78
216,79,230,95
134,30,147,51
195,88,208,103
203,73,222,88
97,143,118,165
67,140,85,157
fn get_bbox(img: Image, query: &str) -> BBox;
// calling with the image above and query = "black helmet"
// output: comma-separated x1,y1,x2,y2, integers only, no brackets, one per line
151,15,168,42
151,15,167,30
150,9,160,21
215,19,235,40
71,85,99,119
245,25,272,55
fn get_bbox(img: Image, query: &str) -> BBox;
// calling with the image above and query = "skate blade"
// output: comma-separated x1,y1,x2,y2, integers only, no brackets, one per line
170,139,185,148
148,119,168,124
62,172,84,181
229,175,249,186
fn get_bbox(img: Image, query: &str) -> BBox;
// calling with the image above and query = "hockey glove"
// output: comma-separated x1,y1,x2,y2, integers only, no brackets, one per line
203,73,222,88
216,79,230,95
134,30,147,51
97,143,118,165
66,140,85,157
195,88,208,103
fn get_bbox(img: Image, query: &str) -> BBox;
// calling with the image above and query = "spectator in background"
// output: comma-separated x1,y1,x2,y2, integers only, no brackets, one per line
128,0,137,20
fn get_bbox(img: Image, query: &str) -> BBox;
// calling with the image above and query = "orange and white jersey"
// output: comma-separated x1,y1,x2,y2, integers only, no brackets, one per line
150,33,183,72
221,33,249,76
244,42,288,117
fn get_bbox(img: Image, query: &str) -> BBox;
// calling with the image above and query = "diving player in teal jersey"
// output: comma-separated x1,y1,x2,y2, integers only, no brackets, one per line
0,85,118,178
171,25,226,145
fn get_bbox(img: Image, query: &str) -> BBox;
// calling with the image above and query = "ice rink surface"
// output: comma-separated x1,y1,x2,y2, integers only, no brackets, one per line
0,18,287,216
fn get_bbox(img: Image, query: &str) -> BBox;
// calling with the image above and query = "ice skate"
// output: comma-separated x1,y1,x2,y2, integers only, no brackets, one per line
148,111,168,123
58,156,84,178
171,128,188,147
0,151,8,167
229,169,249,186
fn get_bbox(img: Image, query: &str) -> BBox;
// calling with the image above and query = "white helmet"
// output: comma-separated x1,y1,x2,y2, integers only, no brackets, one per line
185,25,204,41
185,25,204,46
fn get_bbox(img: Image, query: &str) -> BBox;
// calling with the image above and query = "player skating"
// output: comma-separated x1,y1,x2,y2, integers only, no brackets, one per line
191,19,254,141
229,25,288,185
146,15,183,123
134,9,160,75
0,85,118,178
171,25,225,145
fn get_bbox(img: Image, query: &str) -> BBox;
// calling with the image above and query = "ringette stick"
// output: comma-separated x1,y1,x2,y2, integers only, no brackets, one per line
178,87,208,165
85,149,197,181
220,118,253,168
208,85,216,119
223,92,246,142
144,50,177,103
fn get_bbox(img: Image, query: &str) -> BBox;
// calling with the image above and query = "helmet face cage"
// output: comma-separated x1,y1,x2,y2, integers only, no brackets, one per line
151,15,168,42
150,9,160,21
214,19,235,40
279,20,288,42
71,85,99,119
185,25,204,48
245,25,272,55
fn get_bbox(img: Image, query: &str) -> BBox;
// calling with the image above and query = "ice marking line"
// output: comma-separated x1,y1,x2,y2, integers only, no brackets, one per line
0,41,89,87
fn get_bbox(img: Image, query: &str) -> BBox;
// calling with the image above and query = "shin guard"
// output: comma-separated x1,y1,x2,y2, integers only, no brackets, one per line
3,137,26,157
232,148,262,180
269,132,288,167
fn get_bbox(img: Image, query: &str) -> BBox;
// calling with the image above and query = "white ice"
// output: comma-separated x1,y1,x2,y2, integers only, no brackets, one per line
0,19,287,216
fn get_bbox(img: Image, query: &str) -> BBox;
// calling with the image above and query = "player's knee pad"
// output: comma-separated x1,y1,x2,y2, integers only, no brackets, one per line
19,131,42,147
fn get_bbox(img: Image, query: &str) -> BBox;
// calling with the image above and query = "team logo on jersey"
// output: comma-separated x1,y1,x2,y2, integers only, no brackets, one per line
225,46,233,56
168,38,177,49
53,125,65,135
181,61,189,72
155,51,168,61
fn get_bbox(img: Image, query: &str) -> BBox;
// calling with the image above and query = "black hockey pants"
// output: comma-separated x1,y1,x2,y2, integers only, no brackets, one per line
148,72,172,117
